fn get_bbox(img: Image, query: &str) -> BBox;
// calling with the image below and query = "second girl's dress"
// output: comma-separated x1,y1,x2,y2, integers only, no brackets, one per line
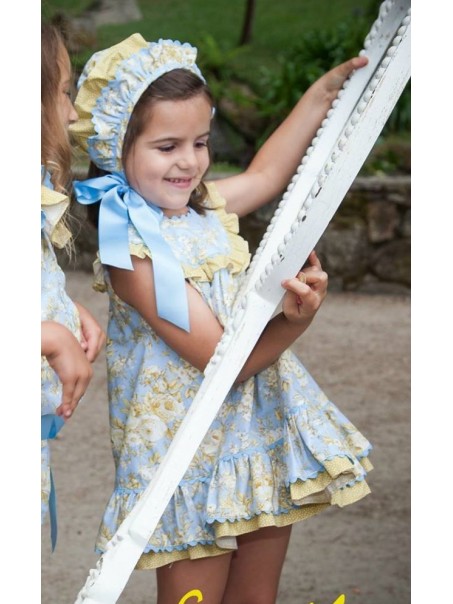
41,180,81,523
94,182,372,567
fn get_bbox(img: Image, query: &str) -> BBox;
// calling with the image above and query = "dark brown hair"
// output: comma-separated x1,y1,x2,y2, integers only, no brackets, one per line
122,68,214,214
41,22,73,194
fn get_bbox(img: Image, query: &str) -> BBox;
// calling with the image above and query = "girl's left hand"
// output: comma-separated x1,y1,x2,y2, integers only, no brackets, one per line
75,303,106,362
315,55,369,105
281,251,328,324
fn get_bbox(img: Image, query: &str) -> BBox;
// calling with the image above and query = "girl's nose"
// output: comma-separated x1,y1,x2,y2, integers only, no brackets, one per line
68,101,78,125
177,148,197,170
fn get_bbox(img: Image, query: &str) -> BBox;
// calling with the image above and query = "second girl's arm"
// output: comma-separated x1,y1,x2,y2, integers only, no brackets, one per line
42,320,94,418
109,252,326,383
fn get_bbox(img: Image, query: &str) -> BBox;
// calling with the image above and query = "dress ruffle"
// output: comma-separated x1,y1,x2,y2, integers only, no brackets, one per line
41,185,72,248
96,398,372,568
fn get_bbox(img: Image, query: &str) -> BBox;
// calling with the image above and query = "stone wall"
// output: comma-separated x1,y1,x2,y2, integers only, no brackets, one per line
59,175,410,295
239,175,411,295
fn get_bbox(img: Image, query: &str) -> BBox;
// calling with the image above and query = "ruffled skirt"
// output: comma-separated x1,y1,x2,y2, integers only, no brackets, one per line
96,349,372,568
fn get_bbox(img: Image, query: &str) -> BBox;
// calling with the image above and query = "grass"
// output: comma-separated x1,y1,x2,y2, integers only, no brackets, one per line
42,0,368,83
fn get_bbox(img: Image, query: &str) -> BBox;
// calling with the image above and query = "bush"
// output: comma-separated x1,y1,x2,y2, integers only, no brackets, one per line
254,19,410,148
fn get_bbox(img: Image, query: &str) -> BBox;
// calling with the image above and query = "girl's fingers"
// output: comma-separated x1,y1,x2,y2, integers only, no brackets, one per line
297,272,306,284
301,251,322,272
309,250,322,269
351,55,369,69
338,56,368,79
298,267,328,292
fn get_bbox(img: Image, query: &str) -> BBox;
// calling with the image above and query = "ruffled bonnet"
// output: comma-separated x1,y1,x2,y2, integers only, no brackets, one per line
69,34,206,171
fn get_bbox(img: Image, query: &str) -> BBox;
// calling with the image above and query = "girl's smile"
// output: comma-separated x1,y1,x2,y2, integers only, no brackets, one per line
124,94,212,217
165,177,194,188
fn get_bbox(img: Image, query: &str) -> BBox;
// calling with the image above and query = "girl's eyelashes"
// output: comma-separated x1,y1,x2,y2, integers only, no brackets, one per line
158,144,175,153
157,139,209,153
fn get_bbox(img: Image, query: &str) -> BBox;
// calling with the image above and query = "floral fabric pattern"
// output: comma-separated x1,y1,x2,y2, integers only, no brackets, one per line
41,185,81,522
96,182,372,568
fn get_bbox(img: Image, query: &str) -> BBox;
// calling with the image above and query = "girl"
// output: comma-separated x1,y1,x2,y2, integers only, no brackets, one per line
71,35,372,602
41,23,105,545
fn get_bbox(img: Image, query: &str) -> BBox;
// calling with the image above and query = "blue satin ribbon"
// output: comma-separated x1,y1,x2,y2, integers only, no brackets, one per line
41,414,65,551
73,172,190,332
41,166,53,189
41,168,51,232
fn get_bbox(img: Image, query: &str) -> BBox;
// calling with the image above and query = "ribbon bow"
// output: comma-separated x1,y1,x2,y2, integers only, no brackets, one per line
41,414,65,551
74,172,190,332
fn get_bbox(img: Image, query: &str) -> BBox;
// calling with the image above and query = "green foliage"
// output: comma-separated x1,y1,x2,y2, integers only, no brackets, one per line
42,0,92,18
254,18,410,147
383,82,411,134
194,34,246,89
359,134,411,176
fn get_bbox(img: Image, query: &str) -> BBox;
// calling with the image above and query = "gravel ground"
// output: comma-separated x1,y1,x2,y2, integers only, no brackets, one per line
41,270,410,604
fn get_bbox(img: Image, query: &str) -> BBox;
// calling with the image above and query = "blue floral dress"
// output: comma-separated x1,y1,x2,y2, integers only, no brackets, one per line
41,183,81,523
95,182,372,567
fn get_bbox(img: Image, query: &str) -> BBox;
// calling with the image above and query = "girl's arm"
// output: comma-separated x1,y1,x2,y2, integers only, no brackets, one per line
214,56,368,218
42,321,94,418
108,251,327,383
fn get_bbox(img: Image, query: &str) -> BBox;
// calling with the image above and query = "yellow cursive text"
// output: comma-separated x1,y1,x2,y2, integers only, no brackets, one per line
179,589,344,604
178,589,203,604
309,595,345,604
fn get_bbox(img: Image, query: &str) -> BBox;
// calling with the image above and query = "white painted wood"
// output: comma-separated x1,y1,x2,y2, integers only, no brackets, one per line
74,2,411,601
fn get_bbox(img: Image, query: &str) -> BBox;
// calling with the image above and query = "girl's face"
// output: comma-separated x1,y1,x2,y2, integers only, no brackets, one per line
124,94,212,217
57,49,78,127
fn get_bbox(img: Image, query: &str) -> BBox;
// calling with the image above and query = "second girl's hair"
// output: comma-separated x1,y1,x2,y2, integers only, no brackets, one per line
41,22,73,194
122,68,215,214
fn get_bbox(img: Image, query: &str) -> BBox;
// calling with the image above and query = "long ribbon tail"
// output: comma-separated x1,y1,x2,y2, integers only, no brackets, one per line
42,414,65,551
128,194,190,332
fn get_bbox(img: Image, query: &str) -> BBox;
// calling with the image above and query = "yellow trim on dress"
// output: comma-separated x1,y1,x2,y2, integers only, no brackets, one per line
135,455,372,570
41,185,71,248
192,181,251,281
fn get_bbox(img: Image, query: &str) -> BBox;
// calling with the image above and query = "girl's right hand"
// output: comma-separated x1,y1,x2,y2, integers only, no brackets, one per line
281,251,328,325
41,321,93,419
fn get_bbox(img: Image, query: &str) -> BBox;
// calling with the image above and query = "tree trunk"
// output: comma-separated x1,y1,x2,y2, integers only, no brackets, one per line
239,0,256,46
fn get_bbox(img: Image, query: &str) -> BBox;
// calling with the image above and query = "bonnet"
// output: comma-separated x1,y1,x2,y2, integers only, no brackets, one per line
70,33,206,171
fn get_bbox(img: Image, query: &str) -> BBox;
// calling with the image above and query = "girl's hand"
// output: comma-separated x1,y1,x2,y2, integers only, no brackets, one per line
314,55,369,105
42,321,94,418
74,302,106,362
281,251,328,325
